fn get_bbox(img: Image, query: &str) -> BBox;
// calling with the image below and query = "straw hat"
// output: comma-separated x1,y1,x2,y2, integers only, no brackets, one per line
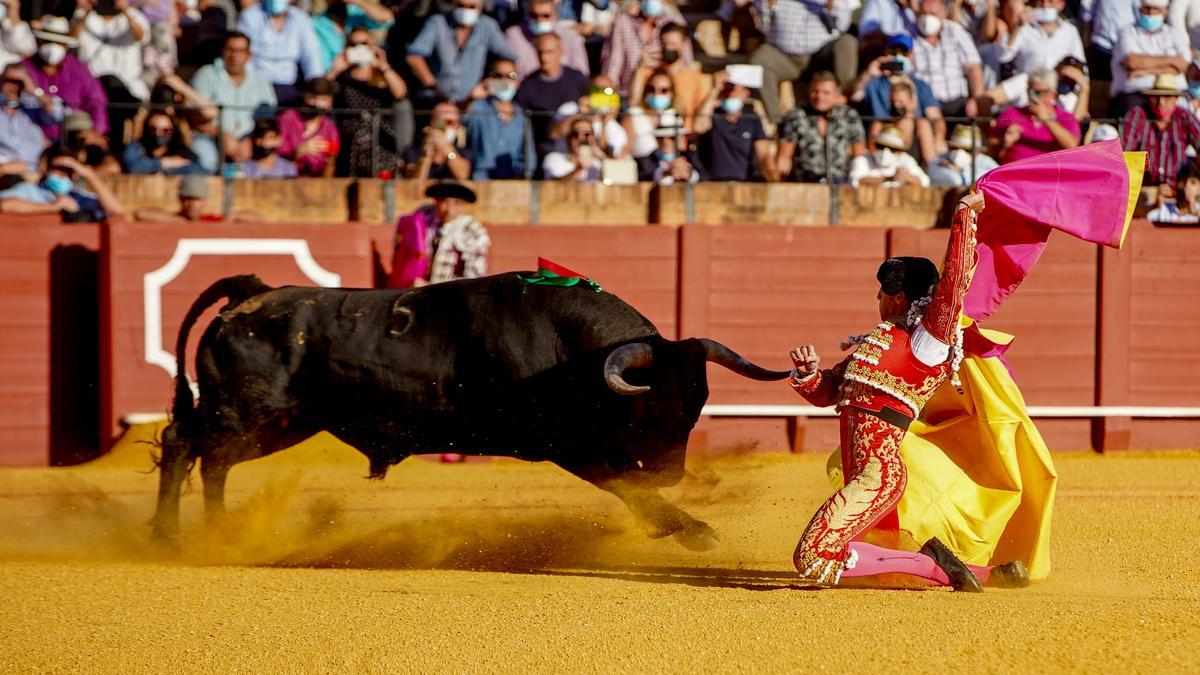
33,16,78,46
948,125,983,150
874,125,908,151
1142,73,1184,96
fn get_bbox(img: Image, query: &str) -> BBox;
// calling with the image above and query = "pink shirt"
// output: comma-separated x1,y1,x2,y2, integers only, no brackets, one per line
995,104,1080,164
277,109,340,176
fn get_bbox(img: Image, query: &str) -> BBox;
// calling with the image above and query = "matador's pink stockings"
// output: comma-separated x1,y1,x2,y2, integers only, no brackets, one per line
840,542,993,586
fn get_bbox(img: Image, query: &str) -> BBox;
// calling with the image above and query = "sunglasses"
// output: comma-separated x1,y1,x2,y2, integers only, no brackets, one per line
648,86,671,94
573,130,593,139
488,71,519,80
348,40,370,47
531,10,554,18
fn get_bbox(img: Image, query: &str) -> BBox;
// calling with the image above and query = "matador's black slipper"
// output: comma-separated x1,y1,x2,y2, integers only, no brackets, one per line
920,537,984,593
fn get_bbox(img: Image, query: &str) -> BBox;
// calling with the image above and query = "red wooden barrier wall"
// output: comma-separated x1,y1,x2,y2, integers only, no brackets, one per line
101,222,374,443
0,219,101,466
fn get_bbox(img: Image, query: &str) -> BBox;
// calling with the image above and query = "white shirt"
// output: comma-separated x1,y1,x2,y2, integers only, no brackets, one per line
77,10,152,101
1110,24,1191,94
1146,202,1200,223
0,17,35,69
1002,20,1086,74
1168,0,1200,54
849,148,931,187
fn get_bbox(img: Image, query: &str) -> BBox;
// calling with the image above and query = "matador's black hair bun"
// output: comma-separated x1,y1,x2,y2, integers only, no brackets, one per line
877,256,939,300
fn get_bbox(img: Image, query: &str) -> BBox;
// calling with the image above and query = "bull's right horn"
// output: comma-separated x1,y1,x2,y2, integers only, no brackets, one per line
604,343,653,395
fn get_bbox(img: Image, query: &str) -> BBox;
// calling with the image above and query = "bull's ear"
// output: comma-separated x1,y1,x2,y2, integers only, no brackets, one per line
388,301,415,337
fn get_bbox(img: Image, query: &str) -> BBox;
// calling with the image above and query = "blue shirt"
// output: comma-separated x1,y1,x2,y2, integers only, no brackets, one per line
0,181,105,220
0,99,50,172
1090,0,1137,51
237,5,327,86
858,0,916,37
465,97,527,180
407,13,515,102
190,60,278,138
864,75,938,119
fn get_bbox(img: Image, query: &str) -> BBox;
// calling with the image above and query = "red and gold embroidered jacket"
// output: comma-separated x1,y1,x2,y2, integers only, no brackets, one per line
791,205,978,420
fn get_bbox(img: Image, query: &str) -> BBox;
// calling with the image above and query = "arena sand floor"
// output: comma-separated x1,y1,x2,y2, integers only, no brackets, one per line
1,424,1197,673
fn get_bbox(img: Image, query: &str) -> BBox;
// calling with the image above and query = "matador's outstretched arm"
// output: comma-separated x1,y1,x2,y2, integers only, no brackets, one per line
921,196,981,344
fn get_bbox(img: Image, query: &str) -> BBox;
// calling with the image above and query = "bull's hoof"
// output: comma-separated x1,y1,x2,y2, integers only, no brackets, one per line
672,521,719,552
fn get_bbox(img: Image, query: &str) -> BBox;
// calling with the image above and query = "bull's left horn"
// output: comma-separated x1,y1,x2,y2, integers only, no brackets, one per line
604,343,653,395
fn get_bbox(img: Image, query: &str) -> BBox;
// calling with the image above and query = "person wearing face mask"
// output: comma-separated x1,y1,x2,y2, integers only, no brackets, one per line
1120,73,1200,200
0,149,124,221
399,98,472,180
505,0,589,77
235,116,299,178
910,0,985,118
749,0,859,122
693,65,776,181
465,59,527,179
1110,0,1190,116
517,33,590,154
628,24,708,128
601,0,687,96
619,69,676,173
992,68,1079,164
327,27,410,177
849,123,930,187
543,114,607,181
853,34,943,142
985,0,1085,109
24,16,109,143
650,122,698,185
0,0,36,70
406,0,516,105
311,0,395,72
122,110,207,174
276,78,340,176
550,74,628,155
1147,161,1200,224
0,63,51,174
237,0,327,107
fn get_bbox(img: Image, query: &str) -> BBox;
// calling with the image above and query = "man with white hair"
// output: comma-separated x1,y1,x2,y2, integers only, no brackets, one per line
993,68,1080,164
1110,0,1190,114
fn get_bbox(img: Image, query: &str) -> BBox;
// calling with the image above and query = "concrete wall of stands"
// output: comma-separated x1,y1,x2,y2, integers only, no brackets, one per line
1,212,1197,467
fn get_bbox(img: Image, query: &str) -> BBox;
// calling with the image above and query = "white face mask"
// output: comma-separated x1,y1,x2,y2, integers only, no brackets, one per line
917,14,942,37
453,7,480,26
1031,6,1058,23
346,44,374,66
876,147,897,166
39,43,67,66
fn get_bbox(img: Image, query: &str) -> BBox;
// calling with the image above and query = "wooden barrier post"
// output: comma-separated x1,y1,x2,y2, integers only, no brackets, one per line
1093,239,1133,452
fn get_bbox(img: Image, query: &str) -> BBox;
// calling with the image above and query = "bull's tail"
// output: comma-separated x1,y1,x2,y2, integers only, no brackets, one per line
172,274,272,422
697,338,791,381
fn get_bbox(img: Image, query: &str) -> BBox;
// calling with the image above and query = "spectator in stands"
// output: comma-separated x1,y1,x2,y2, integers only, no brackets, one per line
928,123,998,186
1120,74,1200,190
1147,161,1200,224
312,0,395,72
136,0,178,82
550,73,628,156
237,0,326,107
191,32,277,162
628,24,708,127
176,0,236,72
134,173,262,222
775,71,866,182
1110,0,1189,115
0,149,124,221
1169,0,1200,61
517,33,590,152
601,0,688,96
870,79,939,162
543,114,606,181
852,34,944,147
405,0,515,105
329,28,410,177
123,110,206,175
693,66,775,181
388,181,489,289
399,98,471,180
277,78,340,177
61,111,122,174
858,0,917,59
465,58,526,180
506,0,588,77
0,0,36,69
1087,0,1136,82
992,69,1080,163
985,0,1085,107
650,124,698,185
150,70,222,172
619,70,676,174
910,0,985,117
850,123,930,187
76,0,151,102
26,16,109,142
577,0,617,75
750,0,859,122
0,63,50,173
236,116,298,177
990,54,1092,121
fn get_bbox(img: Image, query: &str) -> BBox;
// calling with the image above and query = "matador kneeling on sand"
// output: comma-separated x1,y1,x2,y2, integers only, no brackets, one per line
788,192,1027,592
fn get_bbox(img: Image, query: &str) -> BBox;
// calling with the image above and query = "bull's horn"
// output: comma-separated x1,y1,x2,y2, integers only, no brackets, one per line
604,343,653,395
699,338,791,381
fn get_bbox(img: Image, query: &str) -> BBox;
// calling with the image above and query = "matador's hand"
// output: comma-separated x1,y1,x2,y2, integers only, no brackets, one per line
790,345,820,377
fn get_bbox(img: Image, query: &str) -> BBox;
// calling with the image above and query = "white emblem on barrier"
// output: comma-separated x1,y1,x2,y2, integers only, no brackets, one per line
143,238,342,379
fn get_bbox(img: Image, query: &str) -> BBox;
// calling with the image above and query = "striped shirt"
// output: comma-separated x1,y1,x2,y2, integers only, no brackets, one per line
912,21,981,103
757,0,855,56
1120,106,1200,185
601,11,690,95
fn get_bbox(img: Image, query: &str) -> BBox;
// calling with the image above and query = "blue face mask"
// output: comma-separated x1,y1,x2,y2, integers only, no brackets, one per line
720,97,744,114
45,173,73,196
592,0,610,8
660,151,677,162
1189,84,1200,99
529,20,555,35
1138,13,1165,31
493,85,517,102
646,94,671,111
893,54,911,74
642,0,663,17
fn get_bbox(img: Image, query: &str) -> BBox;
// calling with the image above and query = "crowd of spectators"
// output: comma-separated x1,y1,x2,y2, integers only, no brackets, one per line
2,0,1200,222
